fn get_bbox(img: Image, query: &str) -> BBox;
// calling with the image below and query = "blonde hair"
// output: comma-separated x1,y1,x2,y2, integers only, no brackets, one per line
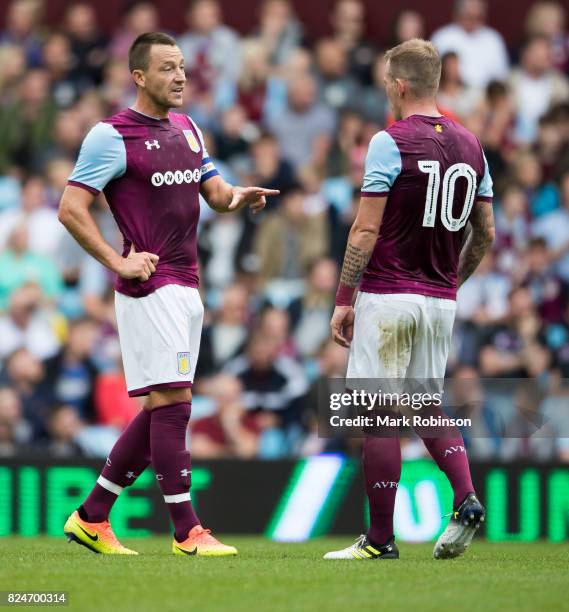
384,38,441,98
525,2,565,37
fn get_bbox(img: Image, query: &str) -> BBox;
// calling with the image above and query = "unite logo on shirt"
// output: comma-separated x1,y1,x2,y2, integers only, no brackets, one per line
151,169,202,187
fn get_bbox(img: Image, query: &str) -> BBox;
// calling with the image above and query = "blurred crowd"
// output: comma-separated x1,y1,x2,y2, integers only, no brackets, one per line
1,0,569,462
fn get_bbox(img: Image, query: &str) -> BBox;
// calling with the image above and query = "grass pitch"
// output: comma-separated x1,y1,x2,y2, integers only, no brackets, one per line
1,537,567,612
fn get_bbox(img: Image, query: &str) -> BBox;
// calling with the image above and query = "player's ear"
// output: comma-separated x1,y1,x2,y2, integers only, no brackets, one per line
396,78,406,98
131,69,146,88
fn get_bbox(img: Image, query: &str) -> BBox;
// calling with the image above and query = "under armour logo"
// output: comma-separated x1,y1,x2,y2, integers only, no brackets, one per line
155,473,164,481
145,139,160,150
180,469,191,477
125,471,136,479
106,458,112,467
444,445,465,457
373,481,399,489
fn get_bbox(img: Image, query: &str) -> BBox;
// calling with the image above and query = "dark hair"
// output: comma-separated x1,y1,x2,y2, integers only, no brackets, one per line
440,51,462,88
486,79,508,103
128,31,177,72
528,237,548,250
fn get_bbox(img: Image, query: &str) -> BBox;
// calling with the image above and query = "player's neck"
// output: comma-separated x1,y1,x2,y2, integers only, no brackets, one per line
400,101,442,120
131,96,171,120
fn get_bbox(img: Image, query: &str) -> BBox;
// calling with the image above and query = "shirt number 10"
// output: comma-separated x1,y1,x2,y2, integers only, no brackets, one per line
418,161,477,232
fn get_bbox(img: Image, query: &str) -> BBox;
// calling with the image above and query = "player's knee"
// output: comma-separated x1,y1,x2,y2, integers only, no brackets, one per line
148,387,193,409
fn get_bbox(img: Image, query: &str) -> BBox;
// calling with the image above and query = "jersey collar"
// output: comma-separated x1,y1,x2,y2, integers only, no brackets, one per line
127,107,171,124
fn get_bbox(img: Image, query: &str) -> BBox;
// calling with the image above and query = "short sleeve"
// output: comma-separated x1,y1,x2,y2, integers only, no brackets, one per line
187,116,220,184
68,123,126,194
477,153,493,202
361,131,402,197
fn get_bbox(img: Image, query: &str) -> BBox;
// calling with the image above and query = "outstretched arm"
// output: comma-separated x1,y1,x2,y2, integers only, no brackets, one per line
457,200,495,288
200,175,279,215
331,195,387,347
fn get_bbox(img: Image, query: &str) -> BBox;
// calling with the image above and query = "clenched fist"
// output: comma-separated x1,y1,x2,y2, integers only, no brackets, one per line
117,243,160,282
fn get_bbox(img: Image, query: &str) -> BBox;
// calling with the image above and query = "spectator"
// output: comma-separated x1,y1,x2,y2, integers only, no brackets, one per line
0,0,44,67
532,169,569,282
0,174,64,257
0,44,27,105
46,404,86,456
94,360,141,429
358,52,388,125
0,68,56,173
330,0,375,86
325,109,365,178
511,149,560,218
227,39,271,123
250,0,303,67
254,186,329,286
214,105,251,164
64,2,108,86
466,80,515,177
0,283,61,361
226,331,308,427
266,73,335,171
437,51,482,118
0,223,63,311
500,383,558,461
431,0,510,88
289,257,338,358
247,132,297,197
0,348,50,440
390,9,426,47
41,31,79,108
524,2,569,74
33,108,89,170
99,59,135,113
43,317,100,421
258,307,296,357
314,38,361,113
534,110,569,183
0,386,33,456
198,284,250,376
191,374,259,458
479,287,550,379
109,1,159,61
178,0,240,96
454,251,511,366
456,251,511,329
521,237,566,324
494,182,530,278
300,339,349,456
509,35,569,143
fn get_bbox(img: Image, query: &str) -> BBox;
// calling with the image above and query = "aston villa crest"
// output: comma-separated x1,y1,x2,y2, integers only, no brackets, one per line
183,129,201,153
177,352,191,375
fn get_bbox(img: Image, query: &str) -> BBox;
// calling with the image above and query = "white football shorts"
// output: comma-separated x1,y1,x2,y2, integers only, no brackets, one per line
347,292,456,381
114,284,204,397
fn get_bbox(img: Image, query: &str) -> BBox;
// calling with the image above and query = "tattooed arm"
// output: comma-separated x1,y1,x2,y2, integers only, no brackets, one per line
340,242,374,288
457,200,495,288
331,195,387,347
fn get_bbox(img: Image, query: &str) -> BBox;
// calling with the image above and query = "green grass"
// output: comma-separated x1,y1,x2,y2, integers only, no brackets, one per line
0,537,567,612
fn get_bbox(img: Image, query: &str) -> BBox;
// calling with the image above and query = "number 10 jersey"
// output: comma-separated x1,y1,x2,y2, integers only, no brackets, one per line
360,114,493,300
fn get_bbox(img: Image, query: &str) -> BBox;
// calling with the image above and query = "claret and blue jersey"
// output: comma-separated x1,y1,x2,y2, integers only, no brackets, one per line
360,114,493,300
68,107,220,298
